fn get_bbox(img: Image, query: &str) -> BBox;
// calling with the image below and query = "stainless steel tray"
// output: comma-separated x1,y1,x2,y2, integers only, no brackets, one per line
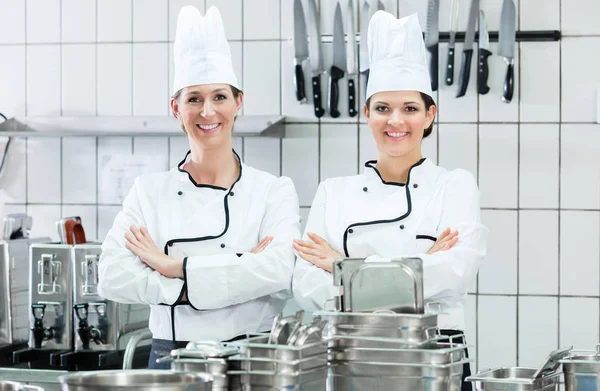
330,358,469,377
231,353,328,373
231,335,328,362
467,368,561,391
330,342,467,365
332,257,424,313
328,372,463,391
317,310,438,329
233,366,328,389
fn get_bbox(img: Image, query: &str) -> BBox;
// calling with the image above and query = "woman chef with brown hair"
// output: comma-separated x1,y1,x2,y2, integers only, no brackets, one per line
292,11,488,391
98,6,301,369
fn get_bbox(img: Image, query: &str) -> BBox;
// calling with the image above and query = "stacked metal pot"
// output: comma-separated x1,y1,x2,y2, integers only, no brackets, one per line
318,257,469,390
229,312,329,391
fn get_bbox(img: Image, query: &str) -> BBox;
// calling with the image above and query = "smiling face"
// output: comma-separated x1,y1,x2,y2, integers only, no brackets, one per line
364,90,436,160
170,84,243,151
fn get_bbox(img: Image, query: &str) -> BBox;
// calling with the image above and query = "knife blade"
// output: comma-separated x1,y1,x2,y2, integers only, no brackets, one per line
359,0,370,95
498,0,516,103
306,0,325,117
293,0,308,103
477,10,491,95
446,0,460,85
456,0,479,97
346,0,358,117
329,2,346,118
425,0,440,91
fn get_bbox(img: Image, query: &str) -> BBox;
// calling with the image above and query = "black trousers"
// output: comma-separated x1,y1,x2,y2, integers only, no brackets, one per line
439,329,473,391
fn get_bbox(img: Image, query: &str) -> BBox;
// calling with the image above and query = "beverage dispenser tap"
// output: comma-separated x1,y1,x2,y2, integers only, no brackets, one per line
30,304,54,349
74,303,105,350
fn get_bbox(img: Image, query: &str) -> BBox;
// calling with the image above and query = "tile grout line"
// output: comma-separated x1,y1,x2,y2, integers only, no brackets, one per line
515,0,521,365
95,0,99,240
24,0,29,216
59,0,63,219
557,0,562,350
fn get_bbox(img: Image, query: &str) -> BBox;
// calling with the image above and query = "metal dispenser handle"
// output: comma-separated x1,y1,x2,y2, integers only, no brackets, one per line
37,253,62,295
81,254,99,295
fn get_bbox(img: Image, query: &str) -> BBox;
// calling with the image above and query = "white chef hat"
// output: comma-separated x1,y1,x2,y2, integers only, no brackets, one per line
365,12,432,101
172,6,240,95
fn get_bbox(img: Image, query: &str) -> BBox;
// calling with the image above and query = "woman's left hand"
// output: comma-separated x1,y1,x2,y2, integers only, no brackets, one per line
293,233,344,273
125,225,184,279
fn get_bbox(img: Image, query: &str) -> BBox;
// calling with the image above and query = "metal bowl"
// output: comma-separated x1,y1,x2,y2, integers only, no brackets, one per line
58,370,213,391
0,382,43,391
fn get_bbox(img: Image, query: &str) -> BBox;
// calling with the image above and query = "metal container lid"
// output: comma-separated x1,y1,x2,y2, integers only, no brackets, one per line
532,346,572,378
173,341,240,359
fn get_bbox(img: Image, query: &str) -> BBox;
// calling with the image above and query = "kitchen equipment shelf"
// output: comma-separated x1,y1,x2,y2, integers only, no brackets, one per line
0,115,286,138
319,30,561,43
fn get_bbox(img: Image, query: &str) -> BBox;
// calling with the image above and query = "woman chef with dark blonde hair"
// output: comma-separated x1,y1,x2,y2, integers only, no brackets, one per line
98,6,301,369
292,11,488,391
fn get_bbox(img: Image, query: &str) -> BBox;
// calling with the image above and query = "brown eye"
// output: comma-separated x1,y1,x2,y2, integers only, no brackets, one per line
376,106,388,112
215,94,227,101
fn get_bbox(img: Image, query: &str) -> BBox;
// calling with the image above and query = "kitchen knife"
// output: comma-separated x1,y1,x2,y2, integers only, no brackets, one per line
359,0,370,95
293,0,308,103
329,2,346,118
498,0,516,103
306,0,325,117
425,0,440,91
456,0,479,97
346,0,358,117
477,10,491,94
446,0,460,85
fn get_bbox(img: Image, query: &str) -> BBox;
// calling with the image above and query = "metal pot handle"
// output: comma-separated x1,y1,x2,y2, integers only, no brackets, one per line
123,329,152,369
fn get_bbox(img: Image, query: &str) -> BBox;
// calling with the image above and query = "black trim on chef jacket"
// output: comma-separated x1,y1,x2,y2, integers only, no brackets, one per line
162,149,243,342
416,235,437,242
342,158,426,257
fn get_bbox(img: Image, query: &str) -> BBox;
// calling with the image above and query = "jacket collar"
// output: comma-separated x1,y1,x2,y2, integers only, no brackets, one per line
364,157,433,187
177,149,243,190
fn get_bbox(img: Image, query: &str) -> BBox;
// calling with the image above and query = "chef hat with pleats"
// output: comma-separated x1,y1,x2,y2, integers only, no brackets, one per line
172,6,240,95
366,12,432,100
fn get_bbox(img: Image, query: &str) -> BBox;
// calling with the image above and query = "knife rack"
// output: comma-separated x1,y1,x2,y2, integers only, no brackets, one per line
319,30,561,43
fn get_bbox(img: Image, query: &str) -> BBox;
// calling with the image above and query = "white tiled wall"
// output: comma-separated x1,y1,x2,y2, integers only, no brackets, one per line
0,0,598,374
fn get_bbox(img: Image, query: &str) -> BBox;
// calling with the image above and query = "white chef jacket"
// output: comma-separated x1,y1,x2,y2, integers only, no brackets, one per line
98,151,301,341
292,158,488,331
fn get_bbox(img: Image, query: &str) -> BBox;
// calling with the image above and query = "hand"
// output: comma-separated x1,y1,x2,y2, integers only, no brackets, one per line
125,225,184,279
427,227,459,255
293,233,344,273
251,236,273,254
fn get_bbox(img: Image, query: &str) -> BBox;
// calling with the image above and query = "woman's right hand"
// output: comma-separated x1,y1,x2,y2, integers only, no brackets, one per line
250,236,273,254
426,227,459,255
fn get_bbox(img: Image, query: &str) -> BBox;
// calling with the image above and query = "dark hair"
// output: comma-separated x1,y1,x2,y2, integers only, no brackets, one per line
172,85,243,101
365,92,436,138
172,85,243,133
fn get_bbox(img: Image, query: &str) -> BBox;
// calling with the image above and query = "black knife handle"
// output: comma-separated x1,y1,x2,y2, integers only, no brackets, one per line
445,46,455,85
312,75,325,118
328,66,344,118
502,60,514,103
427,43,439,91
294,63,306,102
477,48,492,95
456,49,473,98
348,78,357,117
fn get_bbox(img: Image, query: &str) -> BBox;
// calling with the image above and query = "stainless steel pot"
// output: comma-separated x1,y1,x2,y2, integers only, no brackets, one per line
318,310,438,329
560,345,600,391
330,358,468,377
467,367,560,391
58,370,213,391
0,382,43,391
330,342,466,364
328,372,463,391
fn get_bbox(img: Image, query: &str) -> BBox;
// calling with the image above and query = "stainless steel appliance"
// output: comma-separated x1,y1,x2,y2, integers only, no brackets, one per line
0,214,50,365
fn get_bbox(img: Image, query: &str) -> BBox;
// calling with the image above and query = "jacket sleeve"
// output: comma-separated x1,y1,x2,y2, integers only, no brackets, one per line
419,169,488,301
292,183,340,312
98,178,185,305
184,177,301,310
